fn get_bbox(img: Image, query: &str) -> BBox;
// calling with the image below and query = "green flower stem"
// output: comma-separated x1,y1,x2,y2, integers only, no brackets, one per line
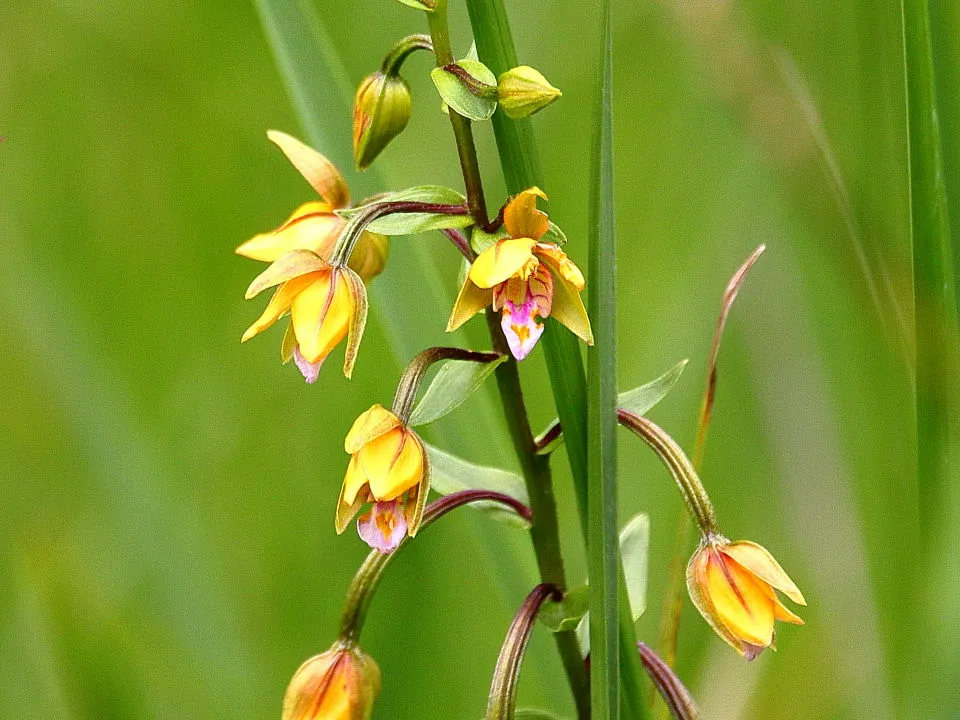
380,34,434,76
465,2,650,718
427,0,489,227
426,3,590,716
338,489,531,643
330,199,468,265
486,583,563,720
391,346,503,422
616,411,718,537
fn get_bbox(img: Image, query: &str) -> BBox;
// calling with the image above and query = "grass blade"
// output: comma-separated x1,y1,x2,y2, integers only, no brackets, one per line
901,0,959,713
587,2,620,717
466,1,649,716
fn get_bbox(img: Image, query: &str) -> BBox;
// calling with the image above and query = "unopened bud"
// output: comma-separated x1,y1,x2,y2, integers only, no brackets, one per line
353,72,412,170
282,643,381,720
496,66,562,119
347,231,389,282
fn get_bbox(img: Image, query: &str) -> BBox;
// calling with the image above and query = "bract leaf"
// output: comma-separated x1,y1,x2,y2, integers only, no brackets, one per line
423,442,530,528
431,60,498,121
338,185,473,235
535,359,688,455
539,584,589,633
409,354,507,426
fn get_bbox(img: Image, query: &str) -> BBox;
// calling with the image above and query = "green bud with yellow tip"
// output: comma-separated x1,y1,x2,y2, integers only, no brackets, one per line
496,66,562,119
352,71,413,170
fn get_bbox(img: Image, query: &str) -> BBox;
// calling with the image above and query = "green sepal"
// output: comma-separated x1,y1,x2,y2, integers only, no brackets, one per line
423,442,530,528
535,359,688,454
409,354,507,426
539,584,589,633
430,59,498,121
337,186,473,235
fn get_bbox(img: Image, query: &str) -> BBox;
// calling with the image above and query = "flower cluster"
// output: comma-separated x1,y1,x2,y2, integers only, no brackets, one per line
235,7,808,718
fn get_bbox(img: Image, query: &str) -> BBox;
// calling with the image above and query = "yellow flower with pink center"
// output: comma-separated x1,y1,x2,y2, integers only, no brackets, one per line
447,188,593,360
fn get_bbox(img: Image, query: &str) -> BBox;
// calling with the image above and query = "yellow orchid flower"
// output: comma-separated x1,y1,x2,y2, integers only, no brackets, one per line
236,130,388,280
687,538,806,660
282,643,381,720
335,404,429,553
238,131,380,382
447,187,593,360
241,250,367,381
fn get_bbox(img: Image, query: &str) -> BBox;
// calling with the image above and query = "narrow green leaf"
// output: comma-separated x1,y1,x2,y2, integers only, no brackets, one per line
587,2,620,715
409,354,507,426
337,185,474,234
618,359,688,417
902,0,960,711
535,359,689,455
467,1,649,716
549,514,647,640
431,60,498,121
424,442,531,528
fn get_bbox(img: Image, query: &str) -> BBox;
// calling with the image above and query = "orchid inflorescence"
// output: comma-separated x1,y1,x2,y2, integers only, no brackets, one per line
235,2,807,718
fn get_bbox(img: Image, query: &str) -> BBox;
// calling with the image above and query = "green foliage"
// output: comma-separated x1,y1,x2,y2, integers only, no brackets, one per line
409,354,508,426
338,185,474,234
0,0,938,717
431,60,499,121
424,443,531,528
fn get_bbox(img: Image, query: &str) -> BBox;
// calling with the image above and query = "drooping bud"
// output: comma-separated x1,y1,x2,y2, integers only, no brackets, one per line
353,72,413,170
496,66,562,119
686,538,805,660
282,643,380,720
347,230,389,282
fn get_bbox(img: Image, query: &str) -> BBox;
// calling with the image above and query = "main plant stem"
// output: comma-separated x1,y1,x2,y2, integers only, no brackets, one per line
426,3,590,717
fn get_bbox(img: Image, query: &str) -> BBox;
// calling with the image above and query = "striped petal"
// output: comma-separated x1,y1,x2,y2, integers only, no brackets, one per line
267,130,350,209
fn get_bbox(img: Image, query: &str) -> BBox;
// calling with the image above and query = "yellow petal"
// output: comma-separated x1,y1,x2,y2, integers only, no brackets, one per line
687,546,748,655
344,404,402,454
359,428,425,502
535,243,586,290
722,541,806,606
335,465,366,536
245,250,329,299
548,269,594,344
503,187,549,240
468,238,537,289
348,231,389,282
773,596,805,625
340,268,368,379
447,277,493,332
236,202,344,262
705,549,775,648
290,271,353,364
241,273,316,342
342,454,369,507
267,130,350,209
404,438,430,536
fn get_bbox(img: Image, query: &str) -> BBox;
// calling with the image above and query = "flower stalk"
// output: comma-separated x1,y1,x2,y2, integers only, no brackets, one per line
330,200,469,266
486,583,563,720
426,2,589,715
616,410,719,537
338,490,532,643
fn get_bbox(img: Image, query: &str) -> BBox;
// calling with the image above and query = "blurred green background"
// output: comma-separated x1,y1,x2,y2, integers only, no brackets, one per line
1,0,946,717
